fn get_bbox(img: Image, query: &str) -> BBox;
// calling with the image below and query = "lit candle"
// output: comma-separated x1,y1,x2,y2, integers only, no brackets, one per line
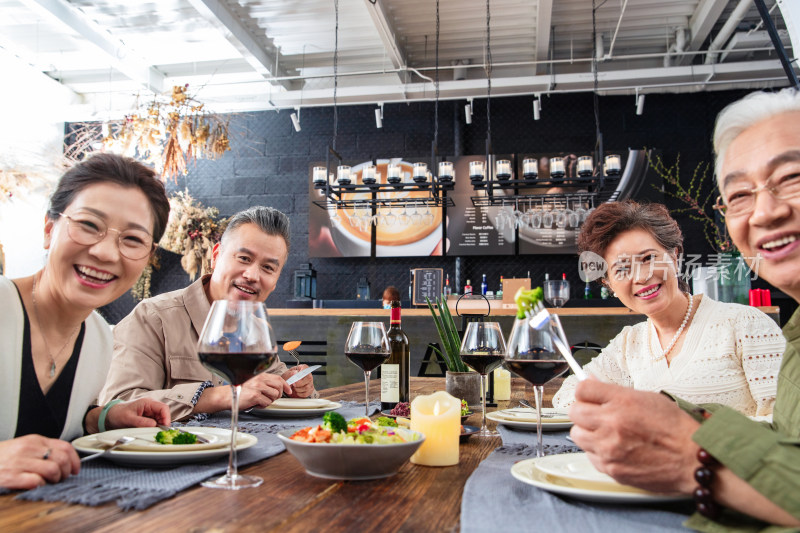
523,158,538,178
492,368,511,401
577,156,593,177
469,160,485,180
313,166,327,185
496,159,512,180
387,163,402,184
438,161,454,182
550,157,565,178
410,390,460,466
337,165,351,185
413,162,428,179
362,165,377,184
605,154,621,175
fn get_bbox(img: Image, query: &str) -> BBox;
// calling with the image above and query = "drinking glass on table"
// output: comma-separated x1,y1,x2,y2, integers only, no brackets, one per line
544,279,570,308
345,321,390,416
197,300,277,489
504,318,569,457
459,322,507,437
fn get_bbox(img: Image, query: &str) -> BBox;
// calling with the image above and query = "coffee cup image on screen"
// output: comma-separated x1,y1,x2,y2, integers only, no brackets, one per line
318,159,443,257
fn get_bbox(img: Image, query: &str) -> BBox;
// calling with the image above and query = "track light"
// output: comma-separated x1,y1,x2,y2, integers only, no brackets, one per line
635,90,645,116
375,103,383,128
533,98,541,121
290,108,301,132
465,98,473,124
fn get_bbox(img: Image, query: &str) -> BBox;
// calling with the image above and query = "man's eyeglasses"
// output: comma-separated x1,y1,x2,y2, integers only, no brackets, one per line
60,211,154,260
714,174,800,218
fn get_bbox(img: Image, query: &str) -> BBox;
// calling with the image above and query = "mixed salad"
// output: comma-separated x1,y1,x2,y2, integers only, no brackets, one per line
290,412,417,445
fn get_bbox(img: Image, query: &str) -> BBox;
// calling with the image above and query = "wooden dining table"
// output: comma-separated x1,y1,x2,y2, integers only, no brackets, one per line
0,377,562,533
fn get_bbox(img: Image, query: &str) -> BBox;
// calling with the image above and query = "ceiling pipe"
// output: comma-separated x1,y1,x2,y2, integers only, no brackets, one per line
604,0,630,60
664,27,688,68
705,0,752,65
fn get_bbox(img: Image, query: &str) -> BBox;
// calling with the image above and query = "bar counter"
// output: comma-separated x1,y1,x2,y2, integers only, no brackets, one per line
268,304,780,390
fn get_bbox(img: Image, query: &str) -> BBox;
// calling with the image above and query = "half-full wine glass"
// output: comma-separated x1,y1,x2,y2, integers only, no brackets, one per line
459,322,507,437
197,300,277,489
345,321,390,416
504,318,569,457
544,279,570,308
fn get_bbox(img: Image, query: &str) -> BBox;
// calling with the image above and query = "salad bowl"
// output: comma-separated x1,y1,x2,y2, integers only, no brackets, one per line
277,427,425,480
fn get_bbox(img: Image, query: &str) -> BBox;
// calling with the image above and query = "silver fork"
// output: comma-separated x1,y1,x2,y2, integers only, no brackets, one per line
282,341,302,366
526,301,588,381
80,435,136,462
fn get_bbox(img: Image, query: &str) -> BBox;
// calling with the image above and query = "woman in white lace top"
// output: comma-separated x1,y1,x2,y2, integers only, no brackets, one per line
552,201,784,416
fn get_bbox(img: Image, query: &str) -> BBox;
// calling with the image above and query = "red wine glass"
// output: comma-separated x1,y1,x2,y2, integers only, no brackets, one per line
459,322,507,437
344,321,390,416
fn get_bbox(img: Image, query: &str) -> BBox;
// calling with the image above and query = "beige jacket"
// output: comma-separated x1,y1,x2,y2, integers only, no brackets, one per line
99,275,288,421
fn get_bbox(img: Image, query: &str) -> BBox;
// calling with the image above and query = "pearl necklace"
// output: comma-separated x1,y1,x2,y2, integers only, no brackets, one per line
649,292,694,362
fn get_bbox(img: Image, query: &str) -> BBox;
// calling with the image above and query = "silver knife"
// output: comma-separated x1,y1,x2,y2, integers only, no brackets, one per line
286,365,321,385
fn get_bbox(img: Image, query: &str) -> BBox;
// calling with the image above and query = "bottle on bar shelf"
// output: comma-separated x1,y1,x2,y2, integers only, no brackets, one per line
497,276,504,299
481,274,488,295
381,300,410,411
584,281,592,299
464,279,473,295
444,274,452,296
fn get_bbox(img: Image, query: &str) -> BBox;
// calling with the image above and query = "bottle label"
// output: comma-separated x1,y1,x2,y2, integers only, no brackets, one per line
381,364,400,402
390,306,401,323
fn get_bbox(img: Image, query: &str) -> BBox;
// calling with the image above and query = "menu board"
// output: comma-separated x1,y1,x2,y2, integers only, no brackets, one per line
412,268,443,306
446,155,515,256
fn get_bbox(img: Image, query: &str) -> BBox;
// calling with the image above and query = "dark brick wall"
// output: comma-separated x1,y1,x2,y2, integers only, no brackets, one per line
100,89,784,317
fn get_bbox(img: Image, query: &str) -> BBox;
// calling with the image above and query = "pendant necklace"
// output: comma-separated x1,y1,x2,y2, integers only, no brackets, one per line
649,292,694,362
31,274,80,378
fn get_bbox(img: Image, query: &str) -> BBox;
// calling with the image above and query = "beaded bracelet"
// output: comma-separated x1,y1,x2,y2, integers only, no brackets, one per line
98,399,123,433
694,448,721,518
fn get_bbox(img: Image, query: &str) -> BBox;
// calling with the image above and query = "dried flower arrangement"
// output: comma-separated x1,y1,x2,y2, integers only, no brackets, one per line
100,85,231,182
0,169,33,202
159,190,229,281
649,153,733,252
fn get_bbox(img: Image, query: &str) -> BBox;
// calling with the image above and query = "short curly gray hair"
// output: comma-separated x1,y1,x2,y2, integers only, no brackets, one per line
713,88,800,184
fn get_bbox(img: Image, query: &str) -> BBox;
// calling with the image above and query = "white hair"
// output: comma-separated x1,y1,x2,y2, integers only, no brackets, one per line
713,88,800,184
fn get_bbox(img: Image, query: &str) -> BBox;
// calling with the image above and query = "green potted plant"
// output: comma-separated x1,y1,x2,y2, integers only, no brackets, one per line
426,295,480,407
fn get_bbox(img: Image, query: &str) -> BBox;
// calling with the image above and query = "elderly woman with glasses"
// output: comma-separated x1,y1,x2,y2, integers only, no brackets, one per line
552,199,784,418
0,154,171,490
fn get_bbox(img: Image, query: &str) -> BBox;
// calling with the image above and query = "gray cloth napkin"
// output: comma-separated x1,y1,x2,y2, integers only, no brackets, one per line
461,443,694,533
12,401,378,510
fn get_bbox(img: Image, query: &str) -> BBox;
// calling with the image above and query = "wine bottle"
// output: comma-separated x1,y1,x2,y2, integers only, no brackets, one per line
381,300,410,411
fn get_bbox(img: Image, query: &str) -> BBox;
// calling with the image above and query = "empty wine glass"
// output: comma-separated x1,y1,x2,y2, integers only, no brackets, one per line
460,322,507,437
197,300,276,489
544,279,570,308
344,321,390,416
504,318,569,457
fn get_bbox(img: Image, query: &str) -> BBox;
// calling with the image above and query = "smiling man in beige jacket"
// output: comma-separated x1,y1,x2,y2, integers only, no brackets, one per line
100,206,316,421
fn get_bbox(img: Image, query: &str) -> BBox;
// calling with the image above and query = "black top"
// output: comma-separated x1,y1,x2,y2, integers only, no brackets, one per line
13,284,85,439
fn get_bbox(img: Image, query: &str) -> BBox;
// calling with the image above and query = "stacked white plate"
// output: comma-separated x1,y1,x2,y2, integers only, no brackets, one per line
250,398,342,418
511,452,689,503
486,407,572,431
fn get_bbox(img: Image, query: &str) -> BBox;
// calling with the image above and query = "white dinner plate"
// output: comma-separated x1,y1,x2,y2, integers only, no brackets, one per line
487,408,572,431
510,454,689,504
250,401,342,418
531,452,618,484
95,427,229,452
72,427,257,467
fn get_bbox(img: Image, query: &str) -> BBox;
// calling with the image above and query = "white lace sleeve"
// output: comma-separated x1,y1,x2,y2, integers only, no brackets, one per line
735,307,785,416
552,327,636,408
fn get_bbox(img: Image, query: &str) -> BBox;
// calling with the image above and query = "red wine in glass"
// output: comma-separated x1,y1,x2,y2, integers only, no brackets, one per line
345,351,390,372
504,359,569,386
460,353,505,375
198,351,276,386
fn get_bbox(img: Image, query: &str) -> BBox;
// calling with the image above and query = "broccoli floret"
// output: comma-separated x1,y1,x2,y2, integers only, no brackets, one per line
376,416,398,427
322,411,347,433
154,429,197,445
155,429,179,444
515,287,545,319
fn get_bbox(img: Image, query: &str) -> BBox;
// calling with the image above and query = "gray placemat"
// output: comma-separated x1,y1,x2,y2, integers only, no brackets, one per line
12,401,379,510
497,422,572,447
461,443,694,532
